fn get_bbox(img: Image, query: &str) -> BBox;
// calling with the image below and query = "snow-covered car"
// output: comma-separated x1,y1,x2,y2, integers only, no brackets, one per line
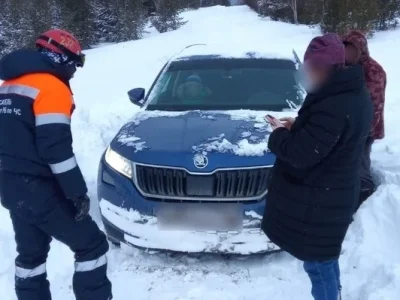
97,44,304,255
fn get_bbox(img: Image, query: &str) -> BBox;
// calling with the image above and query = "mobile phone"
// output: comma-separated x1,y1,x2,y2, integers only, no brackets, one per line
265,116,275,124
265,114,276,123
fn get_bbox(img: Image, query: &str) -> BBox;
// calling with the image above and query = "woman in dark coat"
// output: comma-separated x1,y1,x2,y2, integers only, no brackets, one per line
262,33,373,300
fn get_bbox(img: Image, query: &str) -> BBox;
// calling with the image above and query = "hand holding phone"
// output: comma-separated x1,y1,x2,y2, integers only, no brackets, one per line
265,114,284,130
264,114,275,123
279,117,296,130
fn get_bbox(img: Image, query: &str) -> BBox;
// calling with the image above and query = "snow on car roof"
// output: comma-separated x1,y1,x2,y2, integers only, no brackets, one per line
173,43,296,62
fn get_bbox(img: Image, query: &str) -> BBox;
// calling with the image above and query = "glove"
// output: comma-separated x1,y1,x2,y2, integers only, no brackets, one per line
71,195,90,221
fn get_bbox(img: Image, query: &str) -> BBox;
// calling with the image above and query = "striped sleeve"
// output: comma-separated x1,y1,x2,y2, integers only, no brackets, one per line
33,87,87,199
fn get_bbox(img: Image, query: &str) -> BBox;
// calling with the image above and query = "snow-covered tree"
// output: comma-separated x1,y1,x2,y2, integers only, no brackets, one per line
244,0,399,35
376,0,400,30
115,0,147,41
1,0,399,57
201,0,230,7
91,0,122,43
149,0,187,33
56,0,95,48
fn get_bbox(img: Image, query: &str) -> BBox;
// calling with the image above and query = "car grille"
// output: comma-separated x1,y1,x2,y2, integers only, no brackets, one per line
134,164,270,201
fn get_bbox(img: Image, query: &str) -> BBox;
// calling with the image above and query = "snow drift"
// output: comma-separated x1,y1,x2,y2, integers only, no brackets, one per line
1,5,400,299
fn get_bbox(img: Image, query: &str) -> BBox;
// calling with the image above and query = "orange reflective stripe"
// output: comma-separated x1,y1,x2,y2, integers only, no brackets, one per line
34,91,72,118
33,79,72,118
4,73,73,118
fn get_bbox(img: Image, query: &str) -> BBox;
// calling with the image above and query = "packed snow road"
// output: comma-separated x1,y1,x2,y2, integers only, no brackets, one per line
1,5,400,299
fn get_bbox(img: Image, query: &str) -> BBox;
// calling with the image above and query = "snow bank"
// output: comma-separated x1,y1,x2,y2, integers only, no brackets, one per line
1,5,400,300
100,199,278,255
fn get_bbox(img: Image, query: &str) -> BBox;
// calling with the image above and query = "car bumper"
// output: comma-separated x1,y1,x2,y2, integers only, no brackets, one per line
99,198,280,255
98,156,280,255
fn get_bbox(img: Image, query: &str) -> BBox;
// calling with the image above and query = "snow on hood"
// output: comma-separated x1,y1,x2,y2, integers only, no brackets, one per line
192,133,270,157
116,134,147,152
116,110,189,152
114,110,297,157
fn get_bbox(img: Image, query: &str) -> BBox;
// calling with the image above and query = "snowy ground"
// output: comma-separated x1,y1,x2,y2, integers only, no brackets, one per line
1,5,400,299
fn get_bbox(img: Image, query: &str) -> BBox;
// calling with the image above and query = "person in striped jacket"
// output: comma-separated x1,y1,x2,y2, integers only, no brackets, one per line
0,29,112,300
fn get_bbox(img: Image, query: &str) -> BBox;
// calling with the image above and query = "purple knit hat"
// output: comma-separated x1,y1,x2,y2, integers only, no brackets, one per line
304,33,345,67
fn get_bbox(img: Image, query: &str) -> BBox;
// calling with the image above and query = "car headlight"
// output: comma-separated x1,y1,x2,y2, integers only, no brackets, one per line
104,146,133,178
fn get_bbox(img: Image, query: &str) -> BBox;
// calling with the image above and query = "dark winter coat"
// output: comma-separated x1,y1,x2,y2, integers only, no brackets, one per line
0,49,87,207
261,65,373,262
343,30,386,140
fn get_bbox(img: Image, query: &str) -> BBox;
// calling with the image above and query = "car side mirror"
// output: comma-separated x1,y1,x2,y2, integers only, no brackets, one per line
128,88,145,106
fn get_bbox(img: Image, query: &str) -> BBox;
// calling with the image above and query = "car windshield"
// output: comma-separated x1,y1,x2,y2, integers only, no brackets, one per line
145,57,303,112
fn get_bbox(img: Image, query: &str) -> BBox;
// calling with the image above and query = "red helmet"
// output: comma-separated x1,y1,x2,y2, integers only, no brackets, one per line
35,29,86,67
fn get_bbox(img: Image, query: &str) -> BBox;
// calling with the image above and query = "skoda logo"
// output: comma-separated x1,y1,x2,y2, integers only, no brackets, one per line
193,154,208,169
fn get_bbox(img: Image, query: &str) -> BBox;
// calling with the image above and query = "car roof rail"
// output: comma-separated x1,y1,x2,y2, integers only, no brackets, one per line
168,43,207,62
182,43,207,50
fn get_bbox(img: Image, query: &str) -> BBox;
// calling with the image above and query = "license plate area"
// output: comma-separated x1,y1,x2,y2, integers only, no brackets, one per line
156,203,243,231
186,175,214,196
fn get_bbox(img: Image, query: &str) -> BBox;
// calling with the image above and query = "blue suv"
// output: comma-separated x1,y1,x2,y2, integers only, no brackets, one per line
97,45,303,255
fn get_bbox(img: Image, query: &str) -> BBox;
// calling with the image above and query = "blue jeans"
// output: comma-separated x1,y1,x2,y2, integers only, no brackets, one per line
303,260,342,300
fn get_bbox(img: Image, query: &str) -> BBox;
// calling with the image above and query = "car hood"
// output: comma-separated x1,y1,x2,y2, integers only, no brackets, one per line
110,110,276,171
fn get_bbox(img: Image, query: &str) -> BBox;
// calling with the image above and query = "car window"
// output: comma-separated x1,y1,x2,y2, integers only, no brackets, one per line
145,58,303,111
146,71,174,104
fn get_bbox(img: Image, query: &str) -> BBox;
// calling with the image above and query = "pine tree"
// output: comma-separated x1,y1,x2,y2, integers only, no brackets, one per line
115,0,147,41
376,0,400,30
0,0,13,55
28,0,54,46
201,0,230,7
56,0,95,48
244,0,398,35
1,0,400,57
297,0,323,25
7,0,35,48
321,0,379,35
91,0,121,43
50,0,63,28
150,0,187,33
